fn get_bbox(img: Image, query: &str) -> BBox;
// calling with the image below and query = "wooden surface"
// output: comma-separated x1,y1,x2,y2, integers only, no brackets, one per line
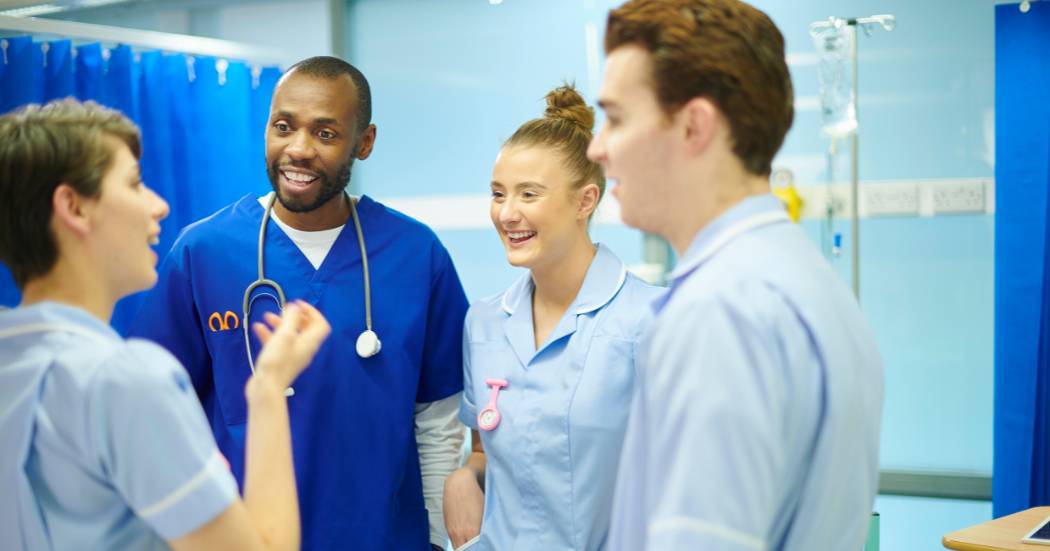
943,506,1050,550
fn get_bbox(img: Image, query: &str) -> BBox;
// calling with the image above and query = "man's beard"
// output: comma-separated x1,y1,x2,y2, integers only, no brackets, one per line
267,157,354,213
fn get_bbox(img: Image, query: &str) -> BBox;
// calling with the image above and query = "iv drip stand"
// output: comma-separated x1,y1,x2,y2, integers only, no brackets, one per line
809,14,895,302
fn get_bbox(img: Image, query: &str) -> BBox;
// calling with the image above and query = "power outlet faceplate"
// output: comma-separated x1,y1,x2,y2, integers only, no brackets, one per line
864,184,920,217
931,181,986,214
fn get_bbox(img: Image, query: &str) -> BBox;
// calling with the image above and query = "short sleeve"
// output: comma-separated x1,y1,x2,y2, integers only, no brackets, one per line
417,242,469,403
459,318,478,430
640,293,808,550
87,341,237,540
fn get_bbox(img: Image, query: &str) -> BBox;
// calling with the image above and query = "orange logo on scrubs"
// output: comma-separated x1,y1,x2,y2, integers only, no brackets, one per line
208,311,240,332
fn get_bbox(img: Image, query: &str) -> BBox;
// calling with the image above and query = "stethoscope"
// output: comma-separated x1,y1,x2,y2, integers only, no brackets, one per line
243,194,381,397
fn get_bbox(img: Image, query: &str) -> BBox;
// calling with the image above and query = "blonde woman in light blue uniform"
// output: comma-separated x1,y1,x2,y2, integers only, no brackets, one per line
442,85,663,551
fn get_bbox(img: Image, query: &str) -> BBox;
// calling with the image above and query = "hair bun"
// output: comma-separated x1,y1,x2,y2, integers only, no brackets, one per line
543,85,594,134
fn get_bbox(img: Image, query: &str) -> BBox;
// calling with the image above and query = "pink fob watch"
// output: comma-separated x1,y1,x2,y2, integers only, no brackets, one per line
477,378,508,431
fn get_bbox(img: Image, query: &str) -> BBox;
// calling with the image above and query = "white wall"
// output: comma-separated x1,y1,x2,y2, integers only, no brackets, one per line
44,0,332,65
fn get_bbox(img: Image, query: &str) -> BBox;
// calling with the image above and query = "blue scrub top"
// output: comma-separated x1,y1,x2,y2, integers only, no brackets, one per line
460,244,664,551
0,302,238,551
130,194,469,551
608,195,883,551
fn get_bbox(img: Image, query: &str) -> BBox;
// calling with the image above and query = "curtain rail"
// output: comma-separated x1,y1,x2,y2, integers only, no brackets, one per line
0,14,295,67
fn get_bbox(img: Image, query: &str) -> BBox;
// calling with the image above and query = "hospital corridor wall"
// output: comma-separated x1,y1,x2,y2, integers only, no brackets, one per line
0,0,1003,548
344,0,995,549
39,0,333,65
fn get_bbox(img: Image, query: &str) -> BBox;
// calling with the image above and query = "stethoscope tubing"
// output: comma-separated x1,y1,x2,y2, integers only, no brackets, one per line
242,194,380,397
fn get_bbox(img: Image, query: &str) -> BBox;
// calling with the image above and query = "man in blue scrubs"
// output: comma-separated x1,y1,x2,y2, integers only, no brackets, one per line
587,1,884,550
132,57,468,550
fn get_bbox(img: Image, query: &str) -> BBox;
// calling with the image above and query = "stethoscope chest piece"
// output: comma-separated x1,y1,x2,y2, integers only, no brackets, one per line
356,329,381,358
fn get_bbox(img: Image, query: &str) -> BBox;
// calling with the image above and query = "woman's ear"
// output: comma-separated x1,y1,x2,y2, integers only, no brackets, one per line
51,183,92,238
577,182,601,220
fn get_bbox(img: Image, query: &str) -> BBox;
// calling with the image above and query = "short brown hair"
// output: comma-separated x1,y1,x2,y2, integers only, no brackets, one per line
505,84,606,211
605,0,794,176
0,99,141,287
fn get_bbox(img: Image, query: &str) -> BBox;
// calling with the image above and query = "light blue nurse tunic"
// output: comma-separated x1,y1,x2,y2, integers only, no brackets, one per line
460,243,664,551
607,195,883,551
0,302,238,550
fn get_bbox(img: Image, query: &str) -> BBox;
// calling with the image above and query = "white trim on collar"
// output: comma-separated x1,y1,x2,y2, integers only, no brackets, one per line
0,322,115,342
575,262,626,315
499,272,531,315
668,211,789,281
498,244,627,316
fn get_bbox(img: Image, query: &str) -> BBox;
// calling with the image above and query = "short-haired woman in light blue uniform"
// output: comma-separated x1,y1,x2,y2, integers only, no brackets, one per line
0,99,330,551
442,85,663,551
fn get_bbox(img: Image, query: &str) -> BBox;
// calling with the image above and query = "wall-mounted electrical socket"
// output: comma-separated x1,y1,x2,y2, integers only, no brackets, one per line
931,180,986,214
793,178,992,220
799,185,852,219
864,183,920,217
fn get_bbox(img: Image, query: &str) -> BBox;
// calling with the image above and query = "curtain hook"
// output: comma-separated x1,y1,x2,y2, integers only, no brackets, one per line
186,55,196,83
1021,0,1031,13
41,42,49,68
216,58,229,86
1,39,8,66
251,64,262,90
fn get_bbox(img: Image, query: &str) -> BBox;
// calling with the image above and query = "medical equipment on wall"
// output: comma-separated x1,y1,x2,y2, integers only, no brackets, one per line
478,378,509,431
243,194,381,396
812,24,858,140
809,13,896,300
771,168,803,223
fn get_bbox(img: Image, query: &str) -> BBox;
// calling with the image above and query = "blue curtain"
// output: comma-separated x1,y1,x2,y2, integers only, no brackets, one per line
994,2,1050,517
0,37,279,332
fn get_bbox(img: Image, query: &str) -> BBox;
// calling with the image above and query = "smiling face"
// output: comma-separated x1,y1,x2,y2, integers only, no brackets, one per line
86,137,169,297
490,144,593,272
265,71,369,213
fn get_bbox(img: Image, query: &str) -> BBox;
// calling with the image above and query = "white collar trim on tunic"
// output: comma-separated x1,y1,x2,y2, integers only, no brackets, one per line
668,195,790,282
500,243,627,316
0,322,112,342
0,302,119,343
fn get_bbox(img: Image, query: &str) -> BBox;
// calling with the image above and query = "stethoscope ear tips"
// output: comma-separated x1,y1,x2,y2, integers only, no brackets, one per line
356,329,381,358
